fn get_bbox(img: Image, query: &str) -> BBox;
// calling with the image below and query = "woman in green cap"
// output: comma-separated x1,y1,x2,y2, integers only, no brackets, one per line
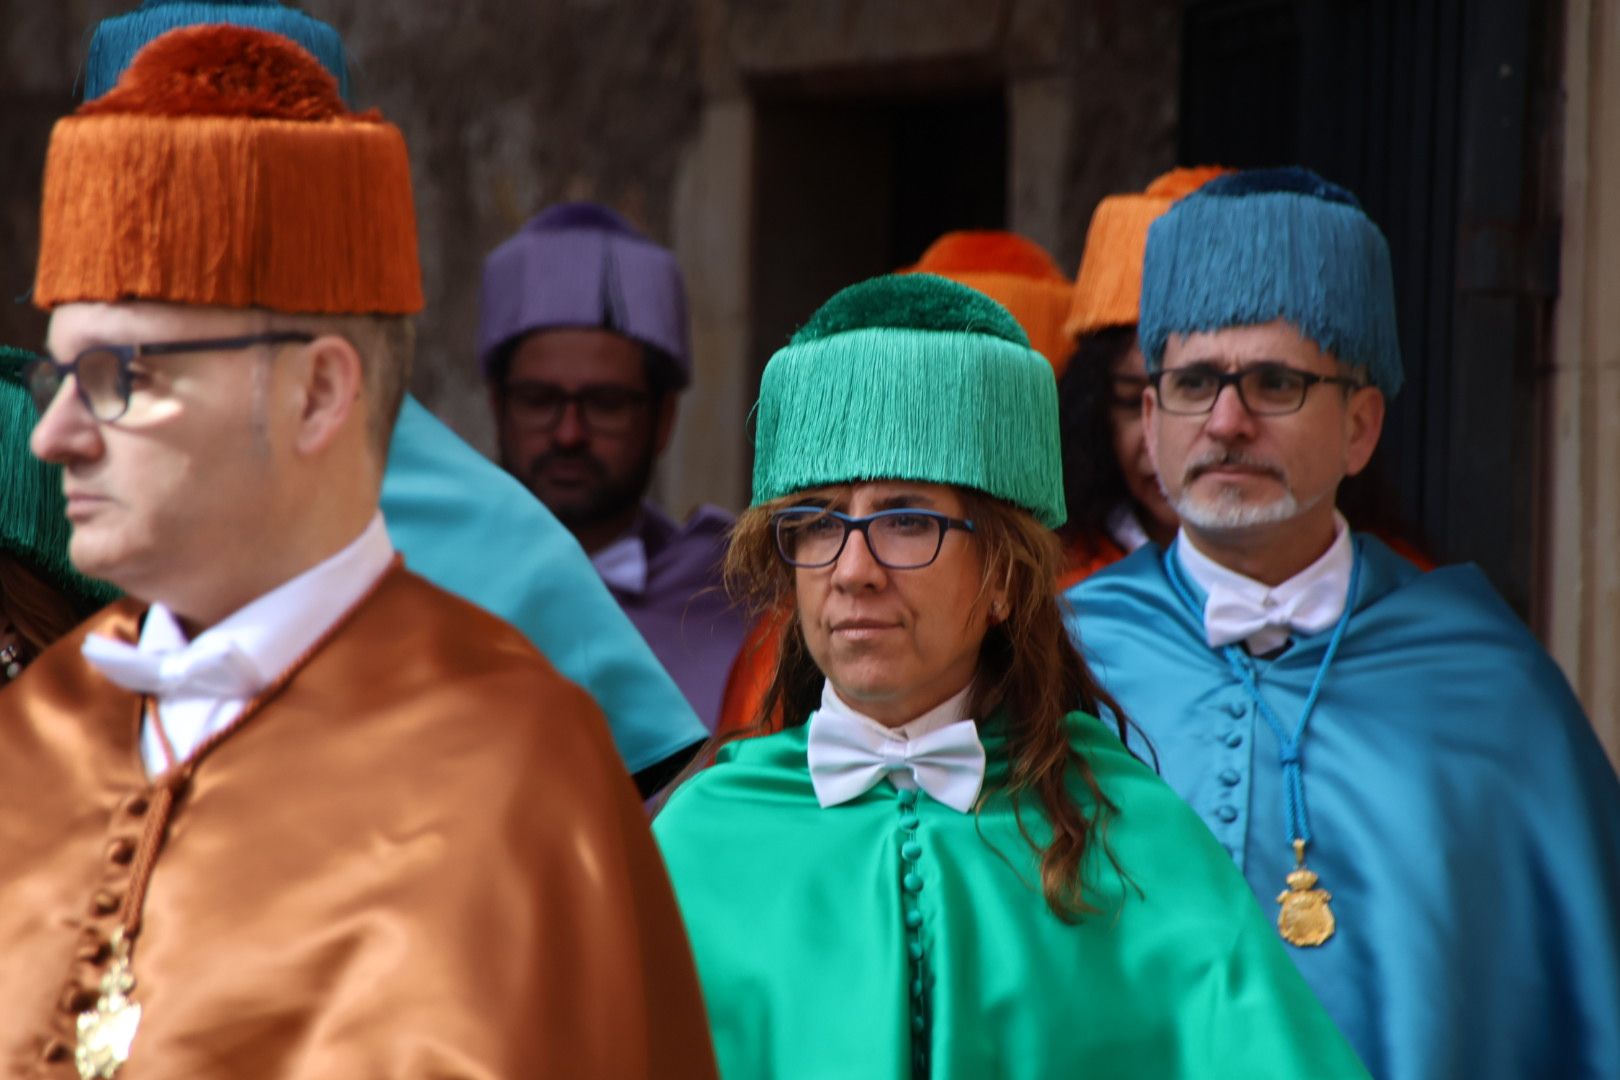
653,275,1366,1078
0,347,117,681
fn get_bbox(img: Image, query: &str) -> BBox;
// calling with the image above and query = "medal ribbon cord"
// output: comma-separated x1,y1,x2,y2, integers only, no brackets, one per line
1163,539,1362,848
110,560,402,943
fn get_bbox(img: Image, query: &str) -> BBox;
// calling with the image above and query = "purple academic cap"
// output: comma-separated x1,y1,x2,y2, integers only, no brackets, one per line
477,202,692,387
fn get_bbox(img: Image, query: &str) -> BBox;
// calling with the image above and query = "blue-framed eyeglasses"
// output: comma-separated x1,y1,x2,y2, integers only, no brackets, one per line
772,507,976,570
25,332,314,422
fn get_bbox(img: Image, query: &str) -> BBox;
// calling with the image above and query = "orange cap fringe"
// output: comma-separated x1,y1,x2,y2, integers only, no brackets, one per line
1063,165,1231,342
34,25,421,315
904,231,1075,377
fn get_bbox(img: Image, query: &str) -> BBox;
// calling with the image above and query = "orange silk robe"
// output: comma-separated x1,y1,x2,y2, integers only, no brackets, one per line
0,566,717,1079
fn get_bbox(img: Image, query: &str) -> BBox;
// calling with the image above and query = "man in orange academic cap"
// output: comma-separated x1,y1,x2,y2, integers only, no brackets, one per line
0,25,714,1079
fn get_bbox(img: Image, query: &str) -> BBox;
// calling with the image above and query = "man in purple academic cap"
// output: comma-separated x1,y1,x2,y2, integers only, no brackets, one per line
480,202,748,732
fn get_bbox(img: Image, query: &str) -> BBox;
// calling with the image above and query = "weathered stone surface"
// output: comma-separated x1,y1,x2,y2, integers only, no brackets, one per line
0,0,1176,515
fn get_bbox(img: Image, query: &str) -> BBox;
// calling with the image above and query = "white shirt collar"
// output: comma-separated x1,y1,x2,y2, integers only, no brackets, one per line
591,529,649,596
120,514,395,773
1175,513,1353,655
817,679,974,745
1105,504,1153,554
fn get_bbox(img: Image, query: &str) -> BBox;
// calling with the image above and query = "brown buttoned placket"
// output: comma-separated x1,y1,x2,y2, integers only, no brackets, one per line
36,562,399,1078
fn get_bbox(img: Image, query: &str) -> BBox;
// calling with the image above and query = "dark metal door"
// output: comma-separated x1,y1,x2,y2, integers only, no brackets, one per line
1179,0,1560,617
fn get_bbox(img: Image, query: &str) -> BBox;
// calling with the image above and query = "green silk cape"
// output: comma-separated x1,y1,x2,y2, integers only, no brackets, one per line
654,713,1368,1079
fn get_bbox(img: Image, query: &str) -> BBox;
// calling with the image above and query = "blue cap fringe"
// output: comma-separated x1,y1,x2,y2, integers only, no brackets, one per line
84,1,352,103
1139,166,1404,397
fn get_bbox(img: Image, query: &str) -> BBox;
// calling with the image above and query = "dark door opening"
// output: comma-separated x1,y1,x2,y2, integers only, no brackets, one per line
746,90,1007,485
1179,0,1559,618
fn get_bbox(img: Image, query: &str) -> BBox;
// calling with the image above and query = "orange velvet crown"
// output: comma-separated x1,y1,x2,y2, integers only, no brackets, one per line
1063,165,1230,342
34,24,422,315
903,230,1074,376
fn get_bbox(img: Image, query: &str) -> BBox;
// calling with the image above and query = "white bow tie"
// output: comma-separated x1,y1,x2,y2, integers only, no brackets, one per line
807,710,986,813
82,633,265,699
1203,576,1345,654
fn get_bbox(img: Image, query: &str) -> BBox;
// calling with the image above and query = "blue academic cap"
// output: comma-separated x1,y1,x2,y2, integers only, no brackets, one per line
1139,166,1404,397
83,0,352,102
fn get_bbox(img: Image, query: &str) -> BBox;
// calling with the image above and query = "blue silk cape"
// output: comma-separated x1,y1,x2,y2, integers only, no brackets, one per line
1065,536,1620,1080
381,395,705,774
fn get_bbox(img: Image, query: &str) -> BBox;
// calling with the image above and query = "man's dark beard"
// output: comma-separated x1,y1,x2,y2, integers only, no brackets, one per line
517,447,656,532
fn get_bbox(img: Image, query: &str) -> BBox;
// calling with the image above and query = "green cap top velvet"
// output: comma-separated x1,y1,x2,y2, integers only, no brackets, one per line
752,274,1066,527
0,348,121,614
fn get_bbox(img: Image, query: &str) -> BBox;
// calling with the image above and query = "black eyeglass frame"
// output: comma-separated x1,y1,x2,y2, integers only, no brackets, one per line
1148,363,1366,417
499,381,654,436
26,331,315,422
771,506,977,570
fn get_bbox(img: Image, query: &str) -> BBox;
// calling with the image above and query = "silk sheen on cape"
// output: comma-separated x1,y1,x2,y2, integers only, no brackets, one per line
1066,536,1620,1080
655,713,1368,1078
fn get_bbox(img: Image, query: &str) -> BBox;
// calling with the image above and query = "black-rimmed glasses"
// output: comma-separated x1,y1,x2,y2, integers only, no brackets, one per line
502,381,652,435
26,332,315,422
1150,362,1365,416
772,507,976,570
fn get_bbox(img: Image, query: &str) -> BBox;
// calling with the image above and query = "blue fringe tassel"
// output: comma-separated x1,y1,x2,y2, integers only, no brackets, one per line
84,0,352,103
1139,170,1404,397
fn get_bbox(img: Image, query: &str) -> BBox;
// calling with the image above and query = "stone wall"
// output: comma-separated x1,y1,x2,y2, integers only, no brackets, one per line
0,0,1177,512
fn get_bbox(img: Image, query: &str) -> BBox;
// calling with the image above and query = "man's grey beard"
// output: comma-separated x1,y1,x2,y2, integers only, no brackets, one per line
1173,486,1309,530
1161,450,1321,532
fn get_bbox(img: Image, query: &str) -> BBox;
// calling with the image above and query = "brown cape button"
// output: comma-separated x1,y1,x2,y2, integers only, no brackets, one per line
90,889,121,915
106,837,137,866
125,793,150,817
60,981,97,1014
41,1037,71,1062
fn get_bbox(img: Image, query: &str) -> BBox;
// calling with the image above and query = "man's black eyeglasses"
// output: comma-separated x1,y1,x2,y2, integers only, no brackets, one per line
772,507,976,570
26,332,315,422
502,381,652,435
1150,362,1365,416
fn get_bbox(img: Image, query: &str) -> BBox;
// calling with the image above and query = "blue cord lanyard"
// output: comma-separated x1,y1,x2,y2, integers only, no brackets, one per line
1162,538,1362,849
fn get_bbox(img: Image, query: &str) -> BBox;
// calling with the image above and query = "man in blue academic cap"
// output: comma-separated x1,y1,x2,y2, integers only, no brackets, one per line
1066,167,1620,1080
75,0,707,796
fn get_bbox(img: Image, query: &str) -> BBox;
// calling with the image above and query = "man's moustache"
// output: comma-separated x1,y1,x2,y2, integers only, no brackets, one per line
528,451,606,480
1184,451,1286,484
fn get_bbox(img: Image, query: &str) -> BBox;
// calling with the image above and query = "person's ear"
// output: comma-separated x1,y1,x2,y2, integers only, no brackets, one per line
1343,385,1385,477
291,334,364,458
651,393,678,456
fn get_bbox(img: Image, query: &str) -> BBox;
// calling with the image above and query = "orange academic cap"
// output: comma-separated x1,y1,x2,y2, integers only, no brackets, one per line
1063,165,1230,342
903,230,1075,377
34,24,422,315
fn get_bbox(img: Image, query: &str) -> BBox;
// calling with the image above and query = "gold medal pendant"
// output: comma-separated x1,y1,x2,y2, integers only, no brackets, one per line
75,928,141,1079
1276,838,1335,947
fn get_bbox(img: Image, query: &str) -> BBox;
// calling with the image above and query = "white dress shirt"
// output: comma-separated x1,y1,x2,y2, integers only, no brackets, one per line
83,514,396,776
1105,504,1152,554
1176,513,1353,656
822,680,975,754
590,529,649,596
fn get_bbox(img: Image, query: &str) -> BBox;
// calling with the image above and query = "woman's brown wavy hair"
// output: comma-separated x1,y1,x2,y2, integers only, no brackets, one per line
672,485,1137,921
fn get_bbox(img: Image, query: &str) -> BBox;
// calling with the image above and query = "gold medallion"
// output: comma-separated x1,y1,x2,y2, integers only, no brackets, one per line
75,929,141,1079
1276,838,1335,947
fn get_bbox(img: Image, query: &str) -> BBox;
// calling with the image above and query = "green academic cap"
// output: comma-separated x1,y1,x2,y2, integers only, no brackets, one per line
752,274,1066,527
0,348,120,613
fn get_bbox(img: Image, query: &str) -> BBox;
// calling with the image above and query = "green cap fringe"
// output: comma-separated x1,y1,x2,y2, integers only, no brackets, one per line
0,348,121,614
752,275,1066,527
